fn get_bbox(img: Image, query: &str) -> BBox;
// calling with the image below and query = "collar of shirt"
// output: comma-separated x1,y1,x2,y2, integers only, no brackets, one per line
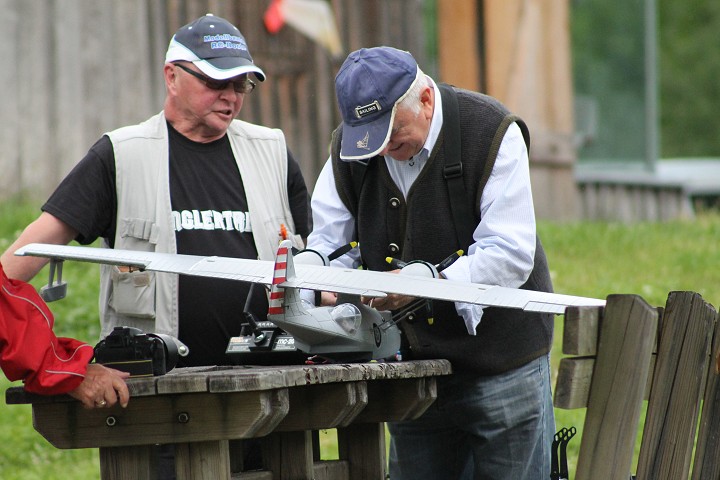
384,78,444,198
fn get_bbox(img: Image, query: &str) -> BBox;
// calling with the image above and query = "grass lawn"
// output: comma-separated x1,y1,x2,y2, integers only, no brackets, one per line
1,199,719,479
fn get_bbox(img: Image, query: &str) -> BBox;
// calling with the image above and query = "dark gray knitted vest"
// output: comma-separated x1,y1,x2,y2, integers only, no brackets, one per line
332,85,553,374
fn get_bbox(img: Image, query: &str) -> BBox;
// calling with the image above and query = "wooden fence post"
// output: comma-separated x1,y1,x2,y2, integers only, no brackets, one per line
691,301,720,479
636,291,717,480
574,294,657,480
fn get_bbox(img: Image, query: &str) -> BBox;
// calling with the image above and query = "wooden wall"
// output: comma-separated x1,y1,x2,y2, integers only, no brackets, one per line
483,0,580,221
438,0,581,221
0,0,426,201
1,0,592,221
0,0,166,199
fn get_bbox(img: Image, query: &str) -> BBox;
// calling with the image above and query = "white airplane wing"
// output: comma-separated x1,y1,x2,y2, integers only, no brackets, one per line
284,268,605,314
15,244,275,284
15,243,605,314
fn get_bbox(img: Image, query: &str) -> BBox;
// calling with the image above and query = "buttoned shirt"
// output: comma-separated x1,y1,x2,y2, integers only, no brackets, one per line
307,79,537,334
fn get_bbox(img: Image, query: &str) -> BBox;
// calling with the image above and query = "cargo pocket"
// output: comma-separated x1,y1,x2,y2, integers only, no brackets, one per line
108,266,156,319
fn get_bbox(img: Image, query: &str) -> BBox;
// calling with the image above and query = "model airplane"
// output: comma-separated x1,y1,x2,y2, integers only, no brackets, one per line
15,241,606,362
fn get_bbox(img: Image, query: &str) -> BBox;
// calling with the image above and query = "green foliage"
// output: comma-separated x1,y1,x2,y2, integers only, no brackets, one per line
571,0,647,160
658,0,720,157
571,0,720,159
2,199,720,477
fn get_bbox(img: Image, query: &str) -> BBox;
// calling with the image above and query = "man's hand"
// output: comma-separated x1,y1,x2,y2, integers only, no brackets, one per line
68,363,130,409
361,268,416,311
319,291,338,306
364,293,416,311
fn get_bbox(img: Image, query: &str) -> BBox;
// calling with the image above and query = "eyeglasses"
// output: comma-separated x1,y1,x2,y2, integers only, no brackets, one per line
174,63,255,94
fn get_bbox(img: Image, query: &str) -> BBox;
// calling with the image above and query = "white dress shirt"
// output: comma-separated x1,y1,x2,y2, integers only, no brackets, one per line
307,79,537,334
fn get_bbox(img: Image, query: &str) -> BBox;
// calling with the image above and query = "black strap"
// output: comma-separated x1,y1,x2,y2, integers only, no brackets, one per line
331,126,369,219
349,162,368,218
438,84,475,249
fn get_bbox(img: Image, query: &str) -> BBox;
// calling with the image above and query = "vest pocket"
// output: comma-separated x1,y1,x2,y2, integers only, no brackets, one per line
108,266,156,319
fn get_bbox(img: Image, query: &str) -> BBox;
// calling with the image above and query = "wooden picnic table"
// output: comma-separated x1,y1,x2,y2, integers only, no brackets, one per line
5,359,451,480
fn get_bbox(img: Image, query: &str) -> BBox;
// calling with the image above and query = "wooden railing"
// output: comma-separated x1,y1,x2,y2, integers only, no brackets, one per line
554,291,720,480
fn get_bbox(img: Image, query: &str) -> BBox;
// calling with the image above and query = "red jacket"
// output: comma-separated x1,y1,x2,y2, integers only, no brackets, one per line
0,264,94,395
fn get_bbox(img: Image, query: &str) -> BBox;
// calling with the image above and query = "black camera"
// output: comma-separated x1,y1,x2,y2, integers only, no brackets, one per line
94,326,188,377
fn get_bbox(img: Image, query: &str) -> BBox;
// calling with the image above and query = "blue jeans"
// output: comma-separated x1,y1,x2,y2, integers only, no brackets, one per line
388,354,554,480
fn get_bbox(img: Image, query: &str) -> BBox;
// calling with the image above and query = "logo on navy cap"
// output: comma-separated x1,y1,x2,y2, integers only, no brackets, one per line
356,132,370,150
355,100,382,119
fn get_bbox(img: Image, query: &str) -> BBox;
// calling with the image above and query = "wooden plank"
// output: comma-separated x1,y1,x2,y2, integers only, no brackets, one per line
691,305,720,480
636,291,717,480
615,186,635,223
52,1,84,179
0,0,20,197
276,75,295,147
293,71,316,189
312,460,349,480
574,294,657,480
207,361,451,389
438,0,480,91
80,0,117,144
17,0,52,194
579,183,596,219
598,184,617,221
262,431,314,480
562,306,602,356
232,458,349,480
355,377,437,423
554,357,594,410
337,422,386,480
31,390,289,449
99,445,156,480
113,0,157,126
233,470,272,480
555,355,656,410
640,188,658,222
7,362,452,405
175,440,231,480
274,382,368,431
147,0,170,105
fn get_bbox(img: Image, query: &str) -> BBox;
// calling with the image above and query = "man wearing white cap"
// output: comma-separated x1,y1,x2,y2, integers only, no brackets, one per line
2,15,310,378
2,13,311,477
306,46,555,479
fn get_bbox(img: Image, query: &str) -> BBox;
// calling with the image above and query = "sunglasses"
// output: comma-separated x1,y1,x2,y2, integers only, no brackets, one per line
174,63,256,94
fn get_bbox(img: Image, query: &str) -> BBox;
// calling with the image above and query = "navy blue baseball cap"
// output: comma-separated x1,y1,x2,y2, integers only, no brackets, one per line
165,14,266,81
335,47,421,160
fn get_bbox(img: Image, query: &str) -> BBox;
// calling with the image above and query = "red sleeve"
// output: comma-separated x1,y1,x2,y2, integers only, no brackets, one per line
0,265,94,395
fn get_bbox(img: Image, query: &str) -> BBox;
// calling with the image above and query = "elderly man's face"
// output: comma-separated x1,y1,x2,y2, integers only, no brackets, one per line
164,62,246,142
379,86,434,161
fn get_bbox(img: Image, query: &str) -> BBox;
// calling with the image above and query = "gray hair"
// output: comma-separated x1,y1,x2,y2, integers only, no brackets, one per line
397,68,429,116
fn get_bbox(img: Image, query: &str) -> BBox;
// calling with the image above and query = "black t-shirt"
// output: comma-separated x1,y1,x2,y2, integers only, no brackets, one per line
43,122,311,367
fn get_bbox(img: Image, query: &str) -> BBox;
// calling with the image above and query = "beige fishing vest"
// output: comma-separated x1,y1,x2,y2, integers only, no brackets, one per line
100,112,302,338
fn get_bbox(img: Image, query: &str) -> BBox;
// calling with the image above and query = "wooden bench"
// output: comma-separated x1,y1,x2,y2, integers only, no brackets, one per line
554,291,720,480
5,359,452,480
